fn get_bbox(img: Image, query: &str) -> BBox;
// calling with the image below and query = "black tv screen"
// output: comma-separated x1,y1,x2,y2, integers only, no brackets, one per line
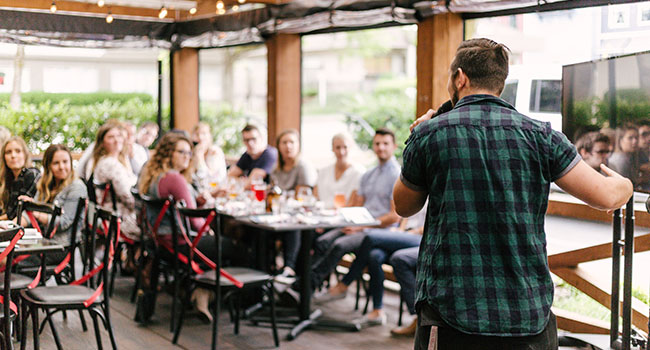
562,51,650,192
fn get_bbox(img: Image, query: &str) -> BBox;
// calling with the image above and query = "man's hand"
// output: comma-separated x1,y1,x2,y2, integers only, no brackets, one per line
410,109,435,132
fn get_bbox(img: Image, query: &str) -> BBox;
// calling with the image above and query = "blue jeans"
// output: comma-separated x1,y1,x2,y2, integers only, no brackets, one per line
389,247,418,314
341,229,421,310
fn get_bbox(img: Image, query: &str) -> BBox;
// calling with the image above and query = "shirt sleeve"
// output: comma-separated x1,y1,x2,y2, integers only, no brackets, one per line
258,147,278,174
548,130,581,182
54,180,87,232
158,172,206,230
400,132,428,192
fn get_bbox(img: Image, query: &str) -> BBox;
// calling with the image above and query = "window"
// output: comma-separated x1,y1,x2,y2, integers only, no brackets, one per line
500,81,518,106
529,80,561,113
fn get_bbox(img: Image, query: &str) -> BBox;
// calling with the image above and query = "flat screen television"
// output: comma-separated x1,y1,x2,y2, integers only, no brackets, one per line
562,50,650,192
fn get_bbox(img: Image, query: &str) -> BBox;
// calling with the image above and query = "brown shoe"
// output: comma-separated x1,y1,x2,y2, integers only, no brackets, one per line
390,318,417,337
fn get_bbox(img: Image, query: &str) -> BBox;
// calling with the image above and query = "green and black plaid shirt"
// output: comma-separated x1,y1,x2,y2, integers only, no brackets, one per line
401,94,580,336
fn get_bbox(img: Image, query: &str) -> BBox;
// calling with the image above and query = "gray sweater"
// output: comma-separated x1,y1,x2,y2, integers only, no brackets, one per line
34,178,87,246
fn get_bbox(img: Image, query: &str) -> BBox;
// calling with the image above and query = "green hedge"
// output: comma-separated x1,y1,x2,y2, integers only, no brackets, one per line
0,92,153,106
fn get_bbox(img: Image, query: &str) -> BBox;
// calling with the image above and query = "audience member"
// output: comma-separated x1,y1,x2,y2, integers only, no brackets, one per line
320,208,425,327
124,121,149,175
271,129,317,280
136,121,159,149
138,132,218,323
314,133,364,208
18,144,87,265
388,246,419,336
191,122,227,191
227,124,277,182
608,124,640,184
90,122,139,242
304,128,401,303
575,132,611,171
0,136,40,220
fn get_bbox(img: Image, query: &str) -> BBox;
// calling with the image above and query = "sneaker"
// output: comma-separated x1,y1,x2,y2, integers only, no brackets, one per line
274,268,297,285
354,313,387,327
313,290,346,305
390,318,417,337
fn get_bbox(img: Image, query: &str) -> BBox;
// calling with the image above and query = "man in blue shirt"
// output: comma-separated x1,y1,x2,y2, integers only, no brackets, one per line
307,128,401,324
228,124,278,181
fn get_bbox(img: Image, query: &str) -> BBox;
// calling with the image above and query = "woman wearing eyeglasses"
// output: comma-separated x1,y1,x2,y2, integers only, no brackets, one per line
138,132,217,323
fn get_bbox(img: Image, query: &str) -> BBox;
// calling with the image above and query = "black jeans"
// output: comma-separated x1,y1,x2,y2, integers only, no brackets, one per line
414,312,558,350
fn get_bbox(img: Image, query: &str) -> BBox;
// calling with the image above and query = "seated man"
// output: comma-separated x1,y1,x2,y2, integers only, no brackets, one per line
320,208,425,326
303,128,401,306
227,124,278,182
575,131,611,172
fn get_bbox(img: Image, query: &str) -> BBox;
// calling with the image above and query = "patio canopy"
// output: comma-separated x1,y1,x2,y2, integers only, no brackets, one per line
0,0,644,48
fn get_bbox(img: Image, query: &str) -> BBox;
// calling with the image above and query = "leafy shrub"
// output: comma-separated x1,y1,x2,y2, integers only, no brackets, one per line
0,92,153,106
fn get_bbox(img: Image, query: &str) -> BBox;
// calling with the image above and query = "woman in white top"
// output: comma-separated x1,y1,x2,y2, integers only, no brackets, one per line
192,122,227,192
314,133,364,208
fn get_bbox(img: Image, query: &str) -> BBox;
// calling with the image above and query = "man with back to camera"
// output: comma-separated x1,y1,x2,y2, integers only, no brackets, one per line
227,124,278,182
575,131,612,171
393,38,633,349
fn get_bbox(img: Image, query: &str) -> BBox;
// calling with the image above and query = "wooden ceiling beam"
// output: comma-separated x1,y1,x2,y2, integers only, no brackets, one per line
0,0,189,20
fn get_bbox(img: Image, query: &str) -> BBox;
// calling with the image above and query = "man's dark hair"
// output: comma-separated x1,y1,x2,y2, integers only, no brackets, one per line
374,127,395,143
450,38,510,94
575,131,611,154
637,119,650,128
242,124,260,134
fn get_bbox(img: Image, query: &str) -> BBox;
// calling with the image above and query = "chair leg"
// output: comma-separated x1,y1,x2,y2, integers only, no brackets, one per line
398,295,404,326
46,310,63,350
266,285,279,347
78,310,88,332
354,278,361,310
362,280,370,315
89,310,104,350
101,307,118,350
234,294,241,335
171,297,187,344
19,302,28,350
31,306,39,350
211,290,218,350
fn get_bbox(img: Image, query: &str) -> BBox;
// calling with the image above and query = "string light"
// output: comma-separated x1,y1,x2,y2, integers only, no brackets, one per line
106,8,113,23
158,6,168,19
98,0,105,7
216,0,224,10
238,0,246,3
232,4,239,11
50,1,57,13
216,7,225,15
189,7,197,14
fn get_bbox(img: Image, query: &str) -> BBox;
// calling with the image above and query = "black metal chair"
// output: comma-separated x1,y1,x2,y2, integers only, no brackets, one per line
0,227,25,350
20,207,121,350
172,206,279,349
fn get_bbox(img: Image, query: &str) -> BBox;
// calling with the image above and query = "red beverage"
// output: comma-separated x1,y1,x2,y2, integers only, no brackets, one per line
254,188,266,201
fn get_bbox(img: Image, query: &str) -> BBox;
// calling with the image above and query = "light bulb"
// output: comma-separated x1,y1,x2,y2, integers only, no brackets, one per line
232,4,239,11
98,0,105,7
216,0,224,10
216,8,225,15
159,6,168,19
50,1,57,13
189,7,197,14
106,13,113,23
238,0,245,3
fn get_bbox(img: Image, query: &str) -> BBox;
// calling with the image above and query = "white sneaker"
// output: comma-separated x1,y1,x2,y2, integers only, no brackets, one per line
354,313,387,327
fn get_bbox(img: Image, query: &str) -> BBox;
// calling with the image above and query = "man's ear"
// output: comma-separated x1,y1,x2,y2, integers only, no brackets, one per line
455,68,468,90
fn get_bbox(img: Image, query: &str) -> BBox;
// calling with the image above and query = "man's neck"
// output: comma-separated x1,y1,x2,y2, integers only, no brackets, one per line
457,88,499,103
248,147,265,160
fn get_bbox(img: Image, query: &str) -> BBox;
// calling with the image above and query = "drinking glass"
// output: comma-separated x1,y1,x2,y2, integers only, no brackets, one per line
333,192,346,208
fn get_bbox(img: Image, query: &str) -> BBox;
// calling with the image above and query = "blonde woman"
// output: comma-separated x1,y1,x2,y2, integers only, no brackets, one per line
0,136,40,221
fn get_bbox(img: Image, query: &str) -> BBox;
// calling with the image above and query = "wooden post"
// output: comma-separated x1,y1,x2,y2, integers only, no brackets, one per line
416,13,463,117
171,48,199,132
266,34,301,145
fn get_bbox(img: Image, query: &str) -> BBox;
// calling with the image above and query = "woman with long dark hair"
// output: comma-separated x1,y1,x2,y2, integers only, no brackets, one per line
0,136,40,221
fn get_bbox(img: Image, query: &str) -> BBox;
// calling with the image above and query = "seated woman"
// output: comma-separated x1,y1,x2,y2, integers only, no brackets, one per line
18,144,87,264
314,133,364,208
0,136,40,221
317,208,426,327
608,124,639,185
191,122,227,192
90,122,139,242
138,132,217,322
271,129,317,279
